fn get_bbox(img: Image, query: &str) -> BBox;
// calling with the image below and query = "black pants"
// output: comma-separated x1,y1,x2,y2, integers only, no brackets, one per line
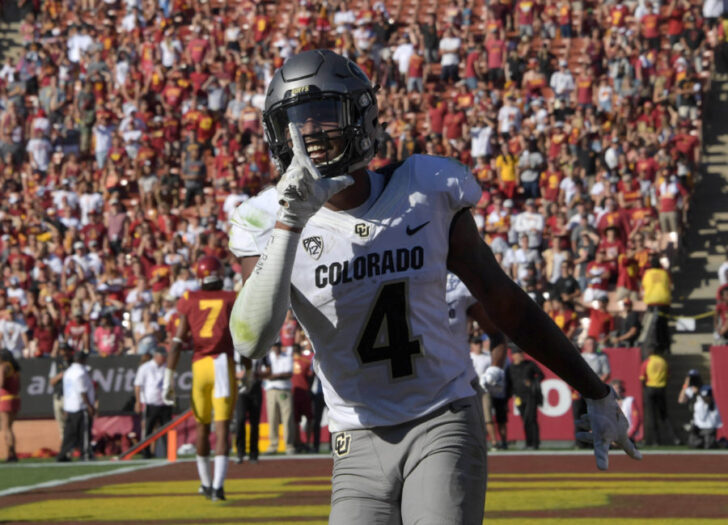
58,410,93,459
311,391,325,453
519,395,540,449
645,305,671,353
234,386,262,460
644,386,676,445
143,404,172,458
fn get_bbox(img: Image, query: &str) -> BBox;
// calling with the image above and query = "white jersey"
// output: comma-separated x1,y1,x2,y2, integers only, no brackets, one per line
229,155,481,431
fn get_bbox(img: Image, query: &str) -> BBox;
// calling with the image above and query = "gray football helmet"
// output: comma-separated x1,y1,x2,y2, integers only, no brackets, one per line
262,49,380,177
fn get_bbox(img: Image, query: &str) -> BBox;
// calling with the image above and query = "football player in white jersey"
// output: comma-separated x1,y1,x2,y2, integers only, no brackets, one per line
229,50,641,524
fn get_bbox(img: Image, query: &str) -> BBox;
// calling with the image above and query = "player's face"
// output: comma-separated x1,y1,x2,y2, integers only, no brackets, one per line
282,100,347,166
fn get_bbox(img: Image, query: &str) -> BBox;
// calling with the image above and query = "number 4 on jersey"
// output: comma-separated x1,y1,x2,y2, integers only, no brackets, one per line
355,281,422,379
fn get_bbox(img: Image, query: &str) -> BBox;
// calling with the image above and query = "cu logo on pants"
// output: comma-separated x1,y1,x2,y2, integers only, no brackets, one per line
334,432,351,457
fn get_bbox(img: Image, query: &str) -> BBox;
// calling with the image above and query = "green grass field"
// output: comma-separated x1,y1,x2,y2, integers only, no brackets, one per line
0,461,156,492
1,453,727,524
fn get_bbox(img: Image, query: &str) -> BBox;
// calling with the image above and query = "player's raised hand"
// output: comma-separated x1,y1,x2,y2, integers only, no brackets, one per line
575,386,642,470
483,366,505,396
276,123,354,229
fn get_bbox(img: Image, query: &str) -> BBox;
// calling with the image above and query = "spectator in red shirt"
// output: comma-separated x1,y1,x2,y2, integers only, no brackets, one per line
588,296,615,345
549,296,578,340
64,308,91,353
640,2,662,50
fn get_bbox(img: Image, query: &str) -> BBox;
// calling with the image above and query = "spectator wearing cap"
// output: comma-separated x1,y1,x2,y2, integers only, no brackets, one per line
57,351,95,462
134,345,172,458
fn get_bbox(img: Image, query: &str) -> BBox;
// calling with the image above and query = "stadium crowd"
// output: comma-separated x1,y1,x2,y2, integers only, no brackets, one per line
0,0,725,452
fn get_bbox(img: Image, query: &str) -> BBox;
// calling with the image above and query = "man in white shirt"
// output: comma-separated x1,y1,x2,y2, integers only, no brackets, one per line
469,337,498,448
66,26,93,63
439,27,461,83
497,96,522,135
57,352,95,461
550,60,575,101
0,309,28,358
261,341,295,454
168,267,200,299
392,35,414,78
470,117,494,159
513,198,545,249
26,129,52,174
689,385,722,449
134,347,172,458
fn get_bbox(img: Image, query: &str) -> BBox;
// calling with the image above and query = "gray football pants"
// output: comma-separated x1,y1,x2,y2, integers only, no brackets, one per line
329,395,488,525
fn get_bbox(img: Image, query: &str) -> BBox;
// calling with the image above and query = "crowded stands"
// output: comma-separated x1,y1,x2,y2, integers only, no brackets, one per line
0,0,717,366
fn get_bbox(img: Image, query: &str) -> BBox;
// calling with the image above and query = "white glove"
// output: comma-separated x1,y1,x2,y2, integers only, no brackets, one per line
276,123,354,229
162,368,175,406
483,366,505,396
575,386,643,470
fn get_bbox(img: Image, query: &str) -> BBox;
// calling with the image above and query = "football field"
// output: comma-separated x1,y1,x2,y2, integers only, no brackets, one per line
0,451,726,524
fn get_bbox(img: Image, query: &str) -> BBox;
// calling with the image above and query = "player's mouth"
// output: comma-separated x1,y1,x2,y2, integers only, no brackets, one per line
306,143,328,162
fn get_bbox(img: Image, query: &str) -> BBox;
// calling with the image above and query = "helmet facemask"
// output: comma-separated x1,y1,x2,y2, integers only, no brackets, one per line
264,89,378,178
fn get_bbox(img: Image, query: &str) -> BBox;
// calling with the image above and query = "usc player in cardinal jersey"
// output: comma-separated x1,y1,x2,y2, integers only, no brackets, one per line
164,256,238,502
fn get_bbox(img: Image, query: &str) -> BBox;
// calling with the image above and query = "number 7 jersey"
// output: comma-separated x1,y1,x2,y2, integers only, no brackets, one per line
177,290,237,362
229,155,482,431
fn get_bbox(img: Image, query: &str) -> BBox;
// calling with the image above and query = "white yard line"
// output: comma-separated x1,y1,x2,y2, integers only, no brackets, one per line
0,459,157,468
0,461,168,498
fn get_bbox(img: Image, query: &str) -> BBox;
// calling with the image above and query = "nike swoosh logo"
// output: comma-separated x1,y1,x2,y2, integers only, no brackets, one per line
406,221,430,235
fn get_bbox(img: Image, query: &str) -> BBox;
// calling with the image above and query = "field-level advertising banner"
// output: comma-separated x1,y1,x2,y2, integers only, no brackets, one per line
710,346,728,440
505,347,644,442
16,354,193,419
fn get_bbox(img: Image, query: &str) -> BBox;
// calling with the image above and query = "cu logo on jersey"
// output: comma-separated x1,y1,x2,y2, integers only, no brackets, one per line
334,432,352,457
354,223,370,238
302,236,323,260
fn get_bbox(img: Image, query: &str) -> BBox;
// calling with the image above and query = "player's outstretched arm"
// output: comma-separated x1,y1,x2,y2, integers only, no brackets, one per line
229,124,353,359
447,210,642,469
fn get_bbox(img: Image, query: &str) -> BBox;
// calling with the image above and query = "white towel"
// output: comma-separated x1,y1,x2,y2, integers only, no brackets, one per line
213,353,230,399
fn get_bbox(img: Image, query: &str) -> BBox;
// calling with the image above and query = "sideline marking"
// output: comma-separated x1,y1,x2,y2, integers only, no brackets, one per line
0,461,167,498
0,459,156,469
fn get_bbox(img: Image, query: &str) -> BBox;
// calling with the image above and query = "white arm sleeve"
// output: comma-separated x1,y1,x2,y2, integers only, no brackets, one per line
230,228,300,360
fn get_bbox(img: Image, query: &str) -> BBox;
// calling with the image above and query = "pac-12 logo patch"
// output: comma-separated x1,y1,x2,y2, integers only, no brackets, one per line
354,223,370,238
302,236,323,260
334,432,352,457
